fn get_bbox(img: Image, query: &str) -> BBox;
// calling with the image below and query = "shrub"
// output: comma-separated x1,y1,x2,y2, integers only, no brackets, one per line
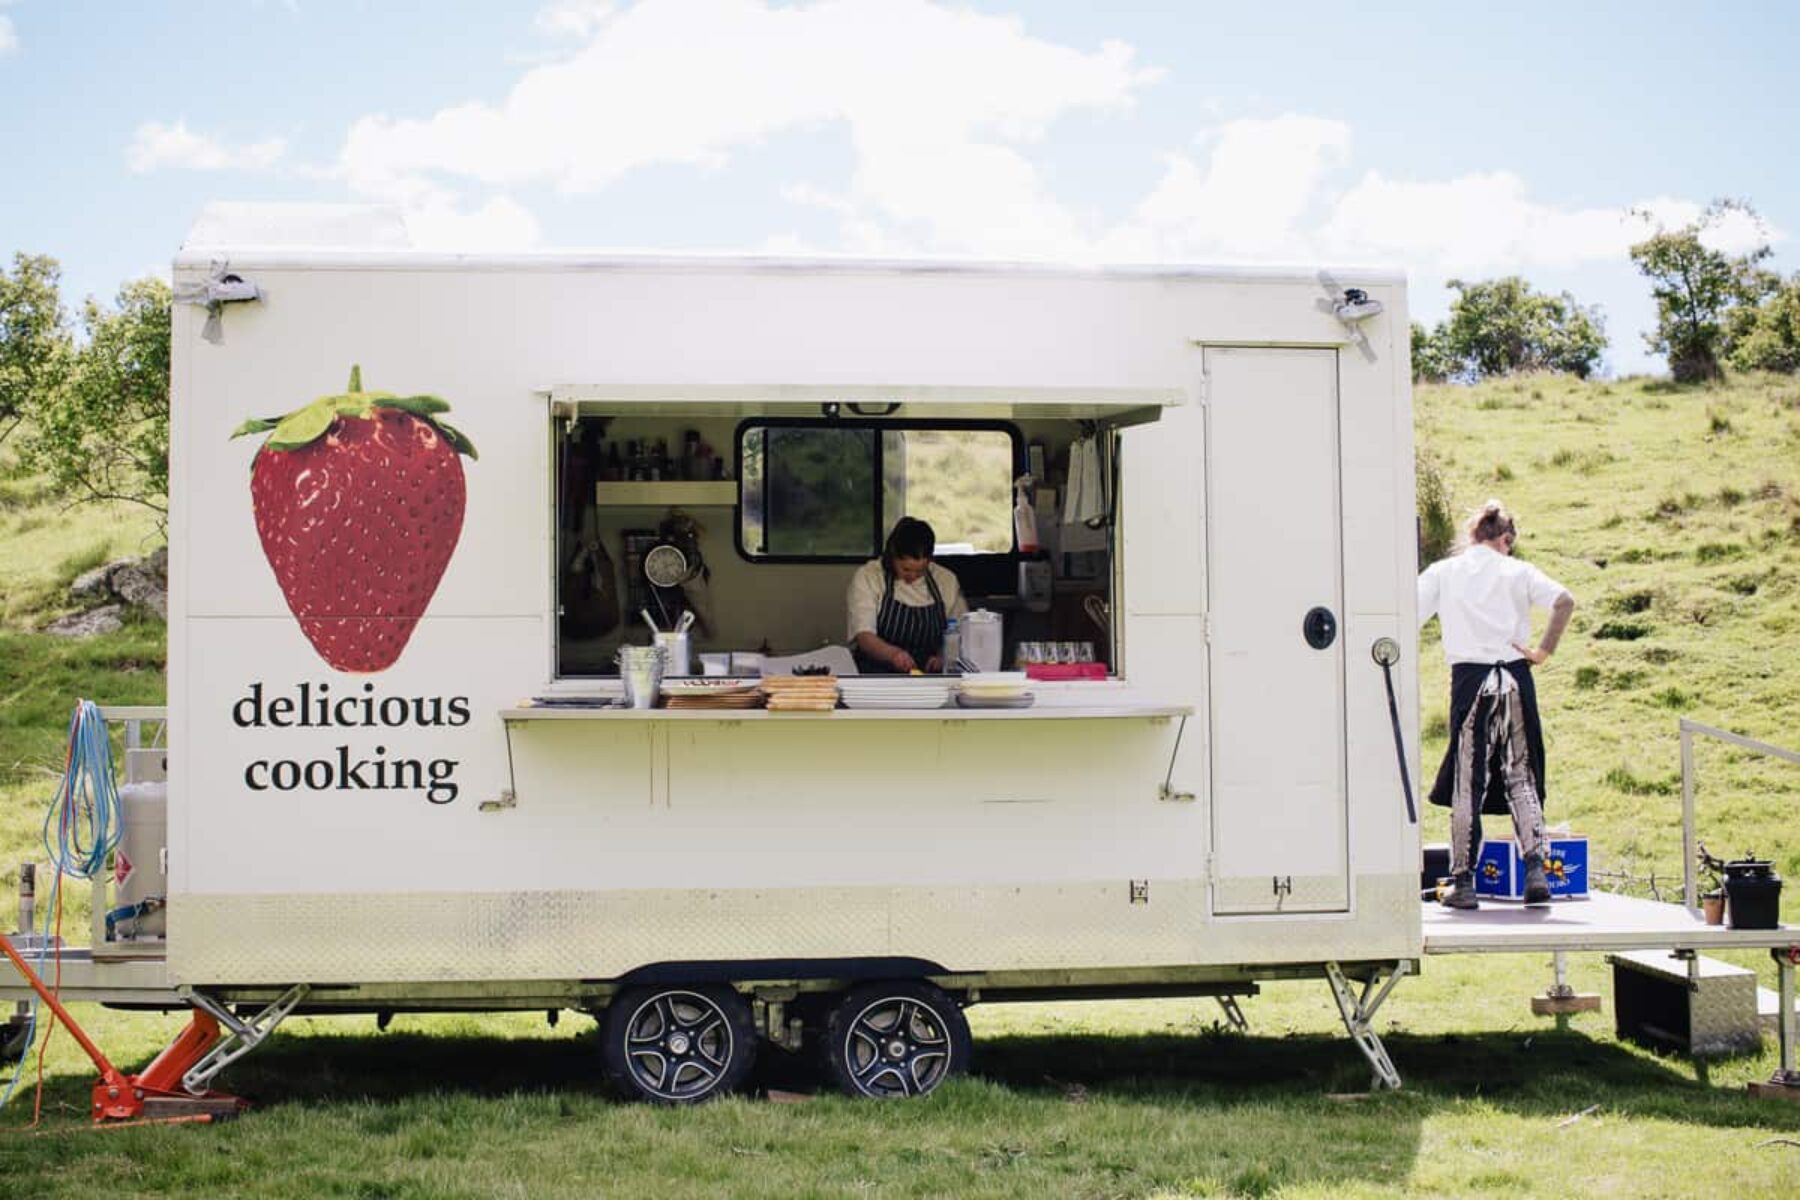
1415,443,1456,565
1603,765,1677,796
1594,619,1652,641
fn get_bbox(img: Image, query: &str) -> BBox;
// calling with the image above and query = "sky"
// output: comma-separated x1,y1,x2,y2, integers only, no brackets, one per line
2,0,1796,376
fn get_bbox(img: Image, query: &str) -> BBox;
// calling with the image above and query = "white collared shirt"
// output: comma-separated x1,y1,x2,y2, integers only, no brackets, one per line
1418,544,1570,666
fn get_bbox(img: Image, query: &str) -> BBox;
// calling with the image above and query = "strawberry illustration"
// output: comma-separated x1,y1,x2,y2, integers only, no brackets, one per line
231,366,477,673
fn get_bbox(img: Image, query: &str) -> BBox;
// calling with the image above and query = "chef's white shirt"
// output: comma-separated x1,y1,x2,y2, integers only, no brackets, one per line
846,560,969,640
1417,544,1570,666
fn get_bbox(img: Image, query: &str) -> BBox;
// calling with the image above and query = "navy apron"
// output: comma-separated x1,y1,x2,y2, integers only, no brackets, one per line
854,568,948,673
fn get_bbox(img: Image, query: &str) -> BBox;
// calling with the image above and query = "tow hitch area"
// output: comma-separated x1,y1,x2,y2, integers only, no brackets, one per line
2,933,247,1125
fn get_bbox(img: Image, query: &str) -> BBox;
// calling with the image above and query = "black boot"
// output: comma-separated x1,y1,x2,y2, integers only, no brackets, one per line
1441,872,1479,910
1523,854,1552,906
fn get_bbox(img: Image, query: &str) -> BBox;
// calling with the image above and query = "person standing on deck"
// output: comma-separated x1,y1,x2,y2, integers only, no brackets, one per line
1418,500,1576,911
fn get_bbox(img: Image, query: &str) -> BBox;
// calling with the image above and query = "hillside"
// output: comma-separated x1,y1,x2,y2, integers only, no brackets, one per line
1415,372,1800,898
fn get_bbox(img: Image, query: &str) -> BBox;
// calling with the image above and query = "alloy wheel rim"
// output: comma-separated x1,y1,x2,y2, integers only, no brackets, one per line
844,997,951,1097
623,991,734,1101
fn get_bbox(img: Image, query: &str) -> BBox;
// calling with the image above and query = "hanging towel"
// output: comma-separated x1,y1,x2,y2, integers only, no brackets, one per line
1060,437,1107,552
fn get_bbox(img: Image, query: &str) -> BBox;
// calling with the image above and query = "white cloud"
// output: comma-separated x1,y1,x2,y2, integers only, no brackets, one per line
337,0,1160,256
534,1,616,38
1316,170,1643,273
1101,116,1352,261
128,120,286,173
402,194,543,251
0,15,18,56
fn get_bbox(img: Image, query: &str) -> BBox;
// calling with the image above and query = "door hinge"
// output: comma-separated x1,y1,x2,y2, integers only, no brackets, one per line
1202,613,1213,645
1272,875,1293,897
1129,880,1150,905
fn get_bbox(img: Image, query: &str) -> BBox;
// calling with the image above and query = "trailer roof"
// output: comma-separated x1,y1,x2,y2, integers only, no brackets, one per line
177,202,1407,286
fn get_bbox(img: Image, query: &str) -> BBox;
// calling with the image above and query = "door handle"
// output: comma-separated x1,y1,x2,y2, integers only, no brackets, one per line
1302,606,1338,650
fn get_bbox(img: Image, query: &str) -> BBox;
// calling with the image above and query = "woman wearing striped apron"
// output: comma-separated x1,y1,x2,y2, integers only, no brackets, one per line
848,518,970,673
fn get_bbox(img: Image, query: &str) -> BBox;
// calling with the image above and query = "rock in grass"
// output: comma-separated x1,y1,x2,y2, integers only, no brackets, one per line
45,605,125,638
69,562,120,602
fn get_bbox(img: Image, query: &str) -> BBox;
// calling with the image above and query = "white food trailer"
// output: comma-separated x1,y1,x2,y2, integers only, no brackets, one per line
13,205,1438,1107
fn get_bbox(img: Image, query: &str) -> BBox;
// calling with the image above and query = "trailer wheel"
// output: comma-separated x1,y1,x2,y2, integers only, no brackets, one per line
601,984,756,1104
823,981,970,1099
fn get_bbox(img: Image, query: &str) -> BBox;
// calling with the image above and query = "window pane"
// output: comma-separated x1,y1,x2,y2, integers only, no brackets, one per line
741,426,877,557
883,429,1015,555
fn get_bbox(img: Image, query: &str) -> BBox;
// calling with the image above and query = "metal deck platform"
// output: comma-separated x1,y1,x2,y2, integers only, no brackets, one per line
1423,891,1798,955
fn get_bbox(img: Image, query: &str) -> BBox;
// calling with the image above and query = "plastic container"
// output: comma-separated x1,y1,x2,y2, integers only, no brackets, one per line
940,618,960,673
1724,858,1782,930
960,609,1003,674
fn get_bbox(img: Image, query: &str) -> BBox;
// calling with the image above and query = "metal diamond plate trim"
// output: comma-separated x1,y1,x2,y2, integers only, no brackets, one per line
169,873,1423,986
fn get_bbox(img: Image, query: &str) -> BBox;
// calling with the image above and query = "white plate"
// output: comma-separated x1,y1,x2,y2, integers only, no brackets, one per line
957,672,1028,687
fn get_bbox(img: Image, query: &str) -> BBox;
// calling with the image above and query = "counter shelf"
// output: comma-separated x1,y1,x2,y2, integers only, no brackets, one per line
489,698,1194,812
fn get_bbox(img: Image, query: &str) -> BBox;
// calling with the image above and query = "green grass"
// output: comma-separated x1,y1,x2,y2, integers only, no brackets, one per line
0,450,162,626
2,374,1799,1195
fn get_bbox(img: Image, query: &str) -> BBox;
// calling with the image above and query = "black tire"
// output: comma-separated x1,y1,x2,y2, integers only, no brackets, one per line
600,984,756,1104
822,981,971,1099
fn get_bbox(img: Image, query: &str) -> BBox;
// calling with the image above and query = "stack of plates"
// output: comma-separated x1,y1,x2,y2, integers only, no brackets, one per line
662,679,764,710
955,672,1034,709
838,677,954,710
760,675,841,712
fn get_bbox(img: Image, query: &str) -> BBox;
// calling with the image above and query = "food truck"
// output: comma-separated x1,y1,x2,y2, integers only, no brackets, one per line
6,205,1431,1107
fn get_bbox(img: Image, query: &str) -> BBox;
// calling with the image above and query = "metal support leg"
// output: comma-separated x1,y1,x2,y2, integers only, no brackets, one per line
1325,961,1407,1091
181,984,310,1094
1776,950,1798,1087
1215,994,1248,1032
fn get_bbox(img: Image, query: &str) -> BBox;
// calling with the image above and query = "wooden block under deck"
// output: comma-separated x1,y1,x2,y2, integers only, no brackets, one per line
1747,1079,1800,1102
1531,993,1603,1016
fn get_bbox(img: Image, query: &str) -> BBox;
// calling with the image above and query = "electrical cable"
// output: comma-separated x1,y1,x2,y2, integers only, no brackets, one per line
0,700,122,1113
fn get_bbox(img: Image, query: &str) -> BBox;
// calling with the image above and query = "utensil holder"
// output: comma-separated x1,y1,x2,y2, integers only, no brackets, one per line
654,631,691,677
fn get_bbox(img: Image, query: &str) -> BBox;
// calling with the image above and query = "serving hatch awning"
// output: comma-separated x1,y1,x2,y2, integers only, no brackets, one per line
544,384,1183,428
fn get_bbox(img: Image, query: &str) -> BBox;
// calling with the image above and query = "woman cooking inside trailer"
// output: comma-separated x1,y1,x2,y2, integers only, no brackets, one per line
848,517,970,673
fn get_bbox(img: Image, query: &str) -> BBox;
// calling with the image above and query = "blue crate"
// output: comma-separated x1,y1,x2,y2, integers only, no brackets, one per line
1474,836,1589,900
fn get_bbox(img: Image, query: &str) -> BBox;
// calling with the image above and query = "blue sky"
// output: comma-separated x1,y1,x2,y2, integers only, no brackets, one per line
3,0,1795,374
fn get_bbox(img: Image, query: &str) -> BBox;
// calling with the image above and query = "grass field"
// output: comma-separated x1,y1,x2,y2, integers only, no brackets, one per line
1,375,1798,1197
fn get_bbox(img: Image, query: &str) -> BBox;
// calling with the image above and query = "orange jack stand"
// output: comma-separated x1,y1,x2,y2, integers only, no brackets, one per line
2,934,248,1123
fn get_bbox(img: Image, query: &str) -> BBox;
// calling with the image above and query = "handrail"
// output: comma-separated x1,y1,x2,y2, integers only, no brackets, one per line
1680,717,1800,911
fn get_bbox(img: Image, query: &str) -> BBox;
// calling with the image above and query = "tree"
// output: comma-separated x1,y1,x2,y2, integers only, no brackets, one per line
1409,321,1458,384
1437,276,1607,380
19,278,171,518
0,253,71,447
1725,274,1800,374
1629,198,1775,383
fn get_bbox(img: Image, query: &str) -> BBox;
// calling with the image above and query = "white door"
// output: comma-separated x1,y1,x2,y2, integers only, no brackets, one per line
1205,347,1348,914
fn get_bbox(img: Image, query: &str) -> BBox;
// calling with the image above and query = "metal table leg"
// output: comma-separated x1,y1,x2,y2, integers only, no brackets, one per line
1776,948,1797,1087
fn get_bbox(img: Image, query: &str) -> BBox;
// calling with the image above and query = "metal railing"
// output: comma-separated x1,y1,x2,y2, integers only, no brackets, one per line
1680,717,1800,912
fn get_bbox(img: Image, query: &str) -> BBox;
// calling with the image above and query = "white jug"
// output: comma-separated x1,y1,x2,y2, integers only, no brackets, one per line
960,609,1003,674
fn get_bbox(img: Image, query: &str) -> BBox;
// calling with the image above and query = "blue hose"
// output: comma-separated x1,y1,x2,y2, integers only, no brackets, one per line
1,700,122,1108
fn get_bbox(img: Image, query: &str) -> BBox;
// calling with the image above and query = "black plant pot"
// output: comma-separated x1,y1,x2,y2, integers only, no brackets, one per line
1723,859,1782,931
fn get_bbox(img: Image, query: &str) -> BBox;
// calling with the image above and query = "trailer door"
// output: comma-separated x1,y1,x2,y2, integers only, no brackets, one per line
1205,347,1349,914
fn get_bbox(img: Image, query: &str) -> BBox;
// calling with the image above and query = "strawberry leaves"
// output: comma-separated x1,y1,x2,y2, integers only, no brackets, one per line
228,365,478,458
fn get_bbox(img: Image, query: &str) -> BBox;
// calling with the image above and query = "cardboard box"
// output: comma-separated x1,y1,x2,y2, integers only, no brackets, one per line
1474,835,1589,900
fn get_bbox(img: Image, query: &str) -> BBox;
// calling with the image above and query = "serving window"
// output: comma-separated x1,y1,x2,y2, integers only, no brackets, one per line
546,394,1148,684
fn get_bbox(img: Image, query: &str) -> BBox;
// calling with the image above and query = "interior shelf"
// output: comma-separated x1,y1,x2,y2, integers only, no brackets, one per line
594,481,737,507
